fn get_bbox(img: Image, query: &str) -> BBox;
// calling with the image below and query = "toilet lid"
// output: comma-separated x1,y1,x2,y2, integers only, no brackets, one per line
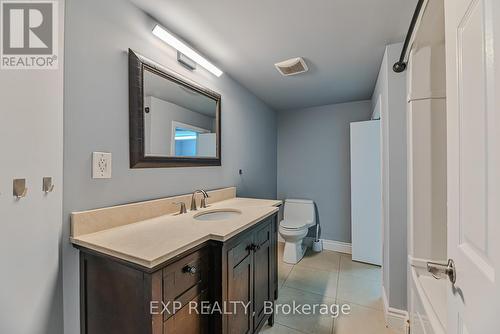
280,219,309,229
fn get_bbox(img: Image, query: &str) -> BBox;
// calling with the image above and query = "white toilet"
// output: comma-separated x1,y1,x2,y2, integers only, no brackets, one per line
279,199,316,264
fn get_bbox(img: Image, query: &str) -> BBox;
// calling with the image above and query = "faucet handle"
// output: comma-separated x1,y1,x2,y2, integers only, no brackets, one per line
174,202,187,214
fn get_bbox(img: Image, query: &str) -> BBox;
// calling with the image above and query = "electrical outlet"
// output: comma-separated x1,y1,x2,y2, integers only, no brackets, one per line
92,152,112,179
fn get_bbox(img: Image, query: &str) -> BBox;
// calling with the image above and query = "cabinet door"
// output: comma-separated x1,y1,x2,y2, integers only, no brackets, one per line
253,222,272,329
227,234,254,334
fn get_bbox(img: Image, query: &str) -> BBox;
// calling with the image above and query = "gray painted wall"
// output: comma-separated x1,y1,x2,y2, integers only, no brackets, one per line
0,1,64,333
62,0,277,332
371,43,407,310
277,101,372,243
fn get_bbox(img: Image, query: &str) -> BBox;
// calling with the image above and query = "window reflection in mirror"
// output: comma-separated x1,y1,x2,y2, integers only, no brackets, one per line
143,68,217,158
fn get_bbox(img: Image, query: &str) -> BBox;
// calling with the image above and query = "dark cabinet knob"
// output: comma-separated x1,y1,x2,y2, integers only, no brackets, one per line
183,265,197,275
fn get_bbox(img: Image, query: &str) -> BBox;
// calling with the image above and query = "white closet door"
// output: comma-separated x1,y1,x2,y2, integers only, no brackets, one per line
197,133,216,157
445,0,500,333
350,120,382,266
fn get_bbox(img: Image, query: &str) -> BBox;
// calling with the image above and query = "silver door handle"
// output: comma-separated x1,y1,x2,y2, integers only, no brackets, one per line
427,259,456,284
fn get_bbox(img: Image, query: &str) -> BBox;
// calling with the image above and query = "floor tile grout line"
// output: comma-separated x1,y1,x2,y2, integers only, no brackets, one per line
280,285,337,301
280,264,294,287
274,320,310,334
294,265,339,275
294,255,343,273
337,272,382,284
332,252,342,333
282,270,339,299
294,264,342,274
278,266,336,333
335,298,385,313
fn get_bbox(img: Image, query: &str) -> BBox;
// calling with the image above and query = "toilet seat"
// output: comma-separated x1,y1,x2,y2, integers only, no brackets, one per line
279,219,312,230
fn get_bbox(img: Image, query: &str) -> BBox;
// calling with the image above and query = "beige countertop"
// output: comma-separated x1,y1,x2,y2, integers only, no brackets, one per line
71,197,281,269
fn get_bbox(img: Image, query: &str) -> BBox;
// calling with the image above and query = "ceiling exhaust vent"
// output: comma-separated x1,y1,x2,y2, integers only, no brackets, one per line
274,57,308,76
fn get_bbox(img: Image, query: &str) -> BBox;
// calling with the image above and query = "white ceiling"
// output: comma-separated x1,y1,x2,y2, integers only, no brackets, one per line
131,0,416,111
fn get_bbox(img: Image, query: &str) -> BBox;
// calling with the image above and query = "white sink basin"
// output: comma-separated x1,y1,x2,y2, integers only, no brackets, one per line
194,209,242,221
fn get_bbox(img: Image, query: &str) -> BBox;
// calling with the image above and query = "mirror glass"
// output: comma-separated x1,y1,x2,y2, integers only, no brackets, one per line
143,68,218,158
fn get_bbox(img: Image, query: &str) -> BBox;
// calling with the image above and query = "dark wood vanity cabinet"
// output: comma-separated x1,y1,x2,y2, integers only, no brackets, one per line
225,221,275,334
253,222,274,329
77,213,278,334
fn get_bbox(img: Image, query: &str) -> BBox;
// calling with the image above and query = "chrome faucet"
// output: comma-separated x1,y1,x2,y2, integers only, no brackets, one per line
190,189,209,211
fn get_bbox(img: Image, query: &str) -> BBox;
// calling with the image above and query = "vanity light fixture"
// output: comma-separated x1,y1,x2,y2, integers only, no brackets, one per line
152,25,223,77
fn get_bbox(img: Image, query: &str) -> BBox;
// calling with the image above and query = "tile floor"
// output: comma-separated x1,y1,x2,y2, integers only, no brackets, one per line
260,243,397,334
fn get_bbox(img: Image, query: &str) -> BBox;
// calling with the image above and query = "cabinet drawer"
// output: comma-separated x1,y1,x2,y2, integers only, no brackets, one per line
163,247,209,320
163,290,209,334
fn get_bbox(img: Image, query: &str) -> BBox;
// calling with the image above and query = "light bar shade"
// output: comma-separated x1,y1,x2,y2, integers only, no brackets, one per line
152,25,223,77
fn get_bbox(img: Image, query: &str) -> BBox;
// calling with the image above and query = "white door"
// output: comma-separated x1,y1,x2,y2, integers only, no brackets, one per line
445,0,500,333
197,133,217,157
350,120,382,266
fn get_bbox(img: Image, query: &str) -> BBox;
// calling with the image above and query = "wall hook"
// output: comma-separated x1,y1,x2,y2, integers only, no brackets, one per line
13,179,28,199
42,177,55,193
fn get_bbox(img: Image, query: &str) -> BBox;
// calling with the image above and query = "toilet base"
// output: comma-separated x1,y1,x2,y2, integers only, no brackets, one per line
283,240,307,264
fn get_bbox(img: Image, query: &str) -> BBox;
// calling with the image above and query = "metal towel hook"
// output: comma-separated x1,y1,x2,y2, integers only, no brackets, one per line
42,177,55,193
13,179,28,199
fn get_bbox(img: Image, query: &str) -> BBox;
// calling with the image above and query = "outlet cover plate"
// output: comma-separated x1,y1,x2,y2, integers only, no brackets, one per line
92,152,112,179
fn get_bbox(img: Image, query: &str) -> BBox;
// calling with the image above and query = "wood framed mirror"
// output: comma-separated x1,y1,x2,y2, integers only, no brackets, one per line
129,49,221,168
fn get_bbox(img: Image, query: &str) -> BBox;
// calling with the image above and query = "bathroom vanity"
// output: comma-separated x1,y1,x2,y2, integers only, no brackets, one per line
71,188,280,334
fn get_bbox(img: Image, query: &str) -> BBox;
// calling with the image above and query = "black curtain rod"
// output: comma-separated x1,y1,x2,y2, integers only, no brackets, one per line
393,0,426,73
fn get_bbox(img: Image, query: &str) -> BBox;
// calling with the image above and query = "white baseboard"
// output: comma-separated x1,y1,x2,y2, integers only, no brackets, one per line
382,286,409,334
302,237,352,254
320,239,352,254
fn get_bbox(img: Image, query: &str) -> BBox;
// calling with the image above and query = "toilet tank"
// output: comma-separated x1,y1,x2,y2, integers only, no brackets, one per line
284,199,315,225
